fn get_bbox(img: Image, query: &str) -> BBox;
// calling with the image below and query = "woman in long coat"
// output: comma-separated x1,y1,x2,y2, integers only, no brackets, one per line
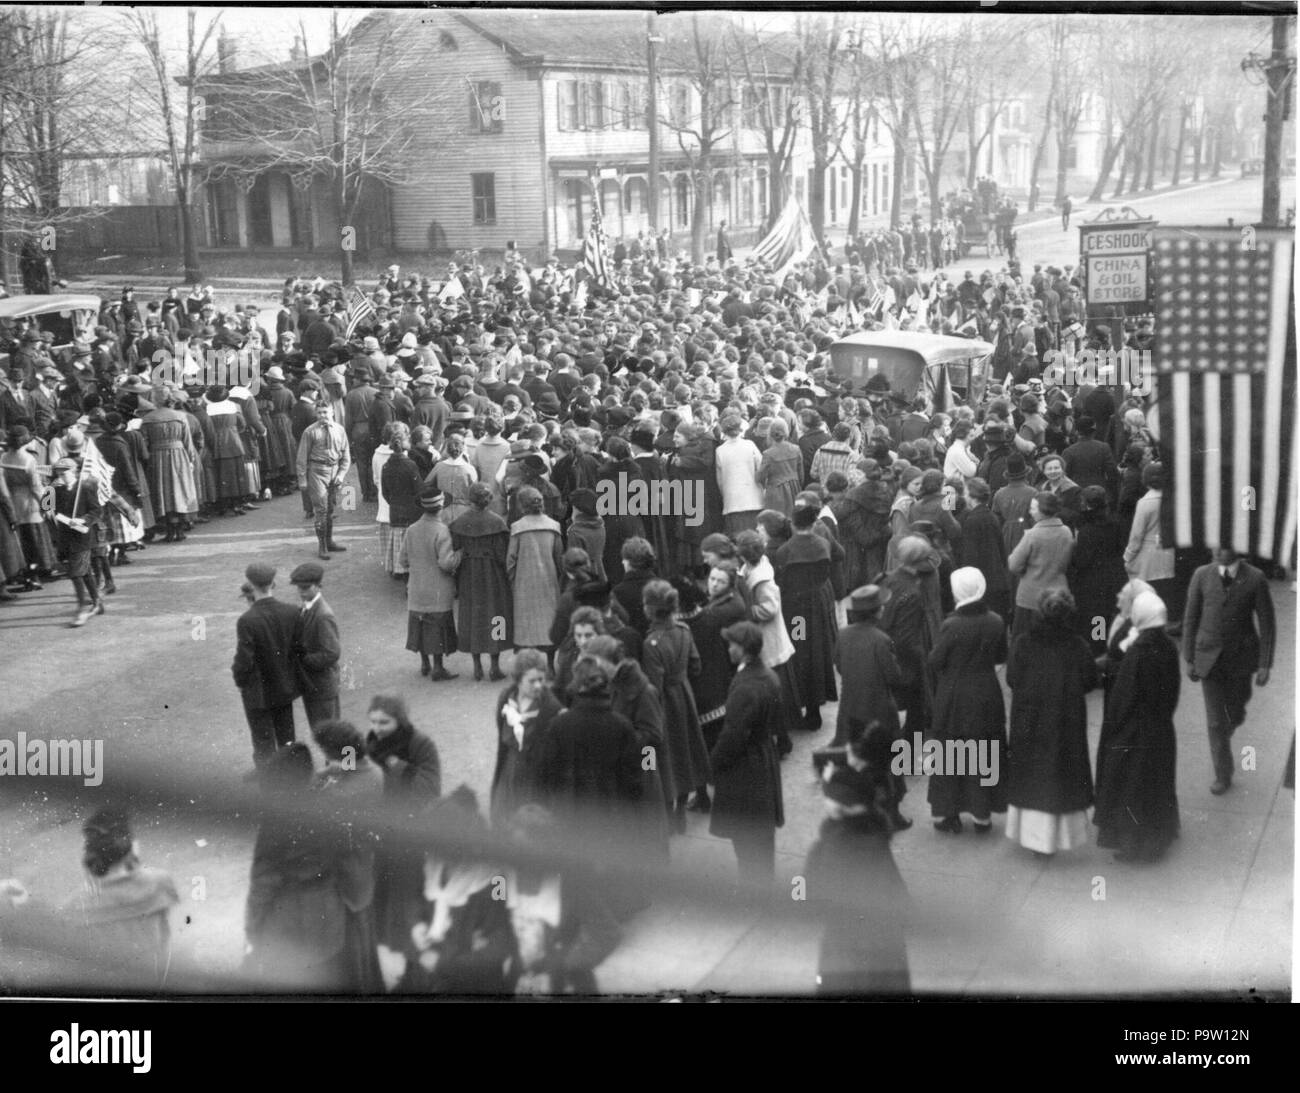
450,482,512,681
506,486,563,657
431,431,478,527
1094,589,1181,863
683,565,746,776
596,437,646,581
2,425,56,581
926,567,1009,833
668,423,723,574
364,694,441,986
379,424,422,578
709,620,785,885
1005,589,1097,855
201,386,247,515
806,725,911,995
755,418,802,518
139,394,200,536
771,506,839,729
400,488,462,680
640,579,711,833
491,649,564,826
1068,485,1128,655
256,367,297,495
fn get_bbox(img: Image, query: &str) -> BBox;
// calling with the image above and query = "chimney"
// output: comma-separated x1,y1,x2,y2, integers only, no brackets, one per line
217,33,237,74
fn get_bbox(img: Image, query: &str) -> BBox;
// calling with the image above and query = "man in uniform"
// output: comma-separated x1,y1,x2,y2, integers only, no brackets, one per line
232,562,301,773
289,561,341,729
296,401,351,560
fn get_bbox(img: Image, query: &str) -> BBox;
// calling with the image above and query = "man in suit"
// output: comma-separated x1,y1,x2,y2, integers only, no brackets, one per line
1061,413,1119,503
232,562,302,772
1182,548,1276,794
289,562,342,728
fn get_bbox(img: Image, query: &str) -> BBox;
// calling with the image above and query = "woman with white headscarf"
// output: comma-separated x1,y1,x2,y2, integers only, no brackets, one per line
926,567,1008,834
1094,589,1181,863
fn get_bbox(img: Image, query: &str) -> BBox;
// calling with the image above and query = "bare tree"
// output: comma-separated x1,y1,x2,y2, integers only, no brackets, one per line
731,20,805,230
123,9,222,284
200,10,455,285
910,23,970,221
657,12,738,263
800,12,852,240
960,18,1028,189
860,17,926,229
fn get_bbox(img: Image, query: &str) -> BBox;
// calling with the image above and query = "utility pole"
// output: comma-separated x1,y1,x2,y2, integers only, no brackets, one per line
647,11,662,232
1247,14,1295,226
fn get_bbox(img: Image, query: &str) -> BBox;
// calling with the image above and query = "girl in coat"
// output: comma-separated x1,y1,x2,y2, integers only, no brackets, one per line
709,620,785,885
772,506,839,730
682,566,746,812
450,482,513,681
1094,590,1181,863
1122,462,1175,609
507,486,564,663
379,423,422,579
491,649,564,826
926,567,1009,834
735,530,800,758
806,722,911,995
1005,590,1098,856
400,487,462,680
365,694,442,988
641,579,711,834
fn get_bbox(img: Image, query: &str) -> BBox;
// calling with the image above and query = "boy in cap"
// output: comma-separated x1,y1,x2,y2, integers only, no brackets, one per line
52,451,105,626
289,561,341,728
232,562,301,773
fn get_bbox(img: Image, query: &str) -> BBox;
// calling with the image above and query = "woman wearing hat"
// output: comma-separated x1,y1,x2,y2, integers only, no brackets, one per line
805,722,911,994
257,366,298,496
203,386,251,517
94,412,145,571
883,464,924,573
1068,485,1128,655
641,579,711,834
400,486,462,681
1007,491,1074,638
379,423,423,579
491,649,564,825
734,530,799,757
709,619,785,884
1005,590,1097,856
1093,589,1181,863
772,505,839,731
1122,461,1175,611
450,481,513,682
927,567,1009,834
507,485,564,664
1,425,56,586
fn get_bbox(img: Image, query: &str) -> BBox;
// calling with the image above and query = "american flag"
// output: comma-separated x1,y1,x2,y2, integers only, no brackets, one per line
343,287,376,339
751,195,818,281
1153,226,1296,565
79,438,114,506
580,205,613,290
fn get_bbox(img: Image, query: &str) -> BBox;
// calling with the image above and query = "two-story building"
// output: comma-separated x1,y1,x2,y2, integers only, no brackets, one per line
194,9,850,262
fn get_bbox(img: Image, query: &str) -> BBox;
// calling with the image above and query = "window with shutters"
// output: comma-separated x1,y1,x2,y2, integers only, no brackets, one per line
471,173,496,225
579,80,606,129
670,82,690,127
469,81,503,134
557,80,579,131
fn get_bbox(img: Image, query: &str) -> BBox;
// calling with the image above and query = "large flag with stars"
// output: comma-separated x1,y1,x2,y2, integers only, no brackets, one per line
1152,226,1296,565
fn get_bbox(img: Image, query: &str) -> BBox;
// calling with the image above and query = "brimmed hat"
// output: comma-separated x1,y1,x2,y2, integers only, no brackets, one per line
418,486,446,511
1004,453,1029,480
849,584,891,614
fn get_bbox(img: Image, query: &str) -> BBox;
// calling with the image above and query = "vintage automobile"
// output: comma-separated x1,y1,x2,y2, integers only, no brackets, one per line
0,293,102,369
827,330,995,412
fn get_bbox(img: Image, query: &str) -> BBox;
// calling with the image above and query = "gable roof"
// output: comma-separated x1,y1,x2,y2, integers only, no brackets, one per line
452,9,648,69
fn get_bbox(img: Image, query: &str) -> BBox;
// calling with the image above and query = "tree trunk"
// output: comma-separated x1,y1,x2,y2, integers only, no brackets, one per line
890,126,909,229
691,166,707,265
1027,101,1053,212
809,147,828,241
1113,144,1128,198
1088,134,1124,203
847,152,864,238
176,180,201,284
339,181,355,287
1144,109,1159,190
1126,132,1145,194
1192,125,1203,182
1171,105,1188,187
1210,123,1223,178
766,162,786,230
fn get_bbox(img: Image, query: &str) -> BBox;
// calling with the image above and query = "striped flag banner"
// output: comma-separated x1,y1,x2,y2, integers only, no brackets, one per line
844,294,864,331
1153,226,1296,565
438,275,465,305
581,205,613,289
79,438,114,506
343,287,376,339
752,195,818,280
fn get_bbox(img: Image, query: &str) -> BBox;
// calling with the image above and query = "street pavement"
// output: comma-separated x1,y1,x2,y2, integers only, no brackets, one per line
0,472,1292,997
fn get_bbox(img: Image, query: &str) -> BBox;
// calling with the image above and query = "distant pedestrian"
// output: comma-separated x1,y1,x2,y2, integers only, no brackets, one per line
1061,195,1072,230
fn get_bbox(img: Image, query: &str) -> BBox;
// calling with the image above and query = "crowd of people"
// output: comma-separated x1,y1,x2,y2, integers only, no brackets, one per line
0,221,1282,995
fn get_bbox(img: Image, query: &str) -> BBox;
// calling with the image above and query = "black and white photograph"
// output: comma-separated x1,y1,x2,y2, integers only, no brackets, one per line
0,0,1293,1028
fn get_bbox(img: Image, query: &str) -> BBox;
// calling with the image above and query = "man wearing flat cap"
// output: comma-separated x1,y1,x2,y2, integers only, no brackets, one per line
232,562,302,773
289,561,341,728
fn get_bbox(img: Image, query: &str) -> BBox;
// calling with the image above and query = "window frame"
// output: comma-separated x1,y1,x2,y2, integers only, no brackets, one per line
469,80,504,135
471,172,497,225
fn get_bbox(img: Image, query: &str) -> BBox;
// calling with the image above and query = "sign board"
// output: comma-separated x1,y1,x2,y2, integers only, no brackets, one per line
1079,216,1155,310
